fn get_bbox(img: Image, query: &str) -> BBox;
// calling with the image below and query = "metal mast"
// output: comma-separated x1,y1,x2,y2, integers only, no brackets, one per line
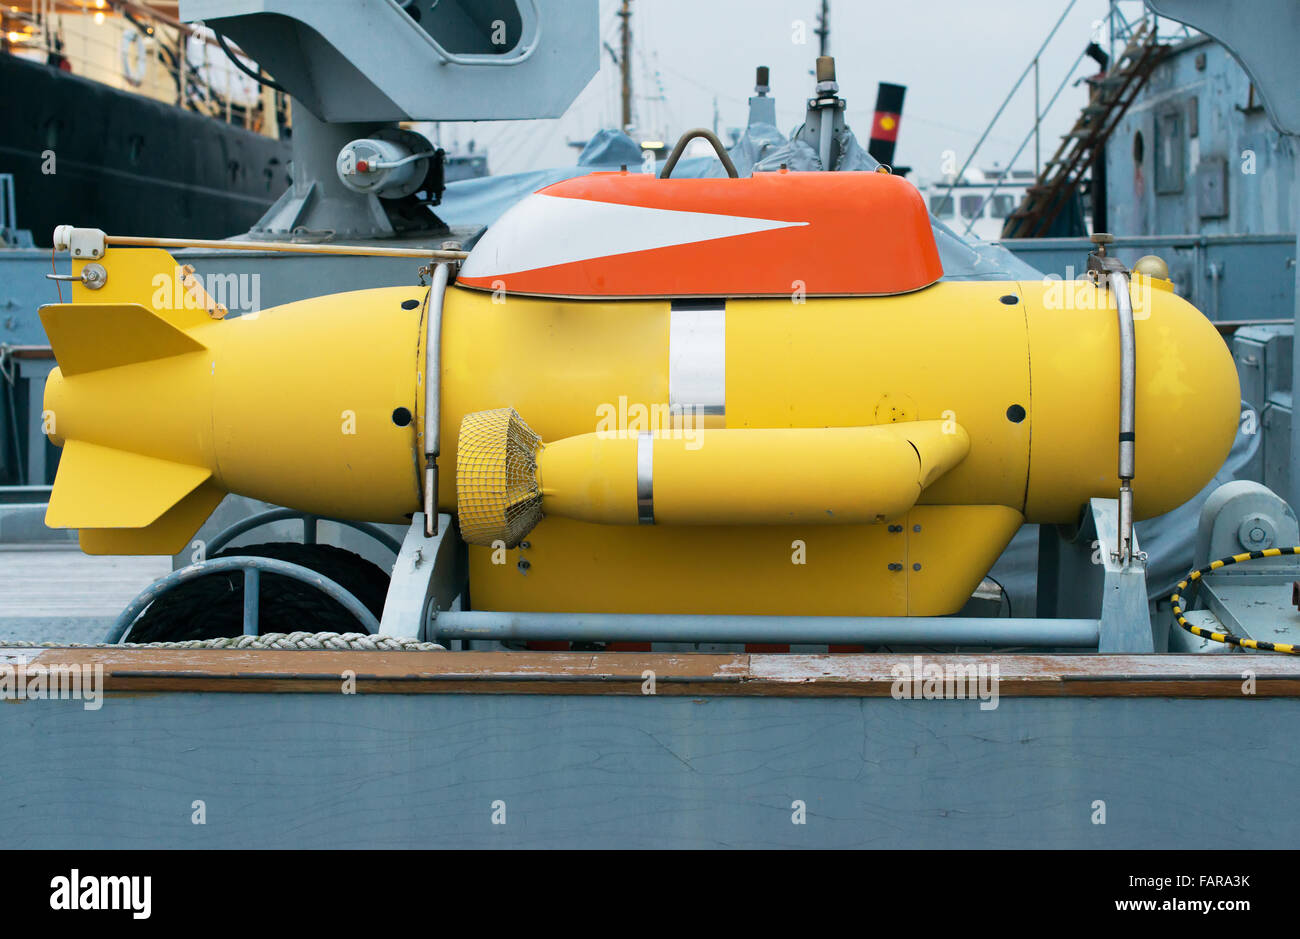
619,0,633,131
815,0,829,57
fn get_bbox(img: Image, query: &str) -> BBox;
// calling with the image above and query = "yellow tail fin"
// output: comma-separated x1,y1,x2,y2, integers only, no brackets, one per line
46,440,212,529
77,482,226,556
39,302,206,377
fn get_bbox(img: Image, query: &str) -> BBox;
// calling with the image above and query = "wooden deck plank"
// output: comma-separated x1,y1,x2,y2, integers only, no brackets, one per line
5,649,1297,697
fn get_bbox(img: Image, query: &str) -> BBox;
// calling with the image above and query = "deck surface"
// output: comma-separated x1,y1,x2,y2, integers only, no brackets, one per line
0,544,170,642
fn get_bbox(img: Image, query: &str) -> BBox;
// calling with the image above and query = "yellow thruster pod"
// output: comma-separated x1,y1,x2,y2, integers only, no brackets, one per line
533,424,970,527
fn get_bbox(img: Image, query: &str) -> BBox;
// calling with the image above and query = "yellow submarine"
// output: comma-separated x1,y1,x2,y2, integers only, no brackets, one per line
39,169,1239,617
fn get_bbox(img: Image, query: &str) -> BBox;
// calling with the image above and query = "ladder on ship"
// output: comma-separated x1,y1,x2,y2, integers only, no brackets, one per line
1001,22,1167,239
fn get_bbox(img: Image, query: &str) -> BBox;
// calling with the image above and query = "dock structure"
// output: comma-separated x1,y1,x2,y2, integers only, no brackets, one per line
2,647,1298,848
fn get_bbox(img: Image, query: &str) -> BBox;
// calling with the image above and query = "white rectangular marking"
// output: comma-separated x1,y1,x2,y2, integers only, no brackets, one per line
669,304,726,417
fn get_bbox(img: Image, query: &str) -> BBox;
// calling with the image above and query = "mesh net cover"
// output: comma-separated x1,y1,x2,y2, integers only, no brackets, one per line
456,408,543,547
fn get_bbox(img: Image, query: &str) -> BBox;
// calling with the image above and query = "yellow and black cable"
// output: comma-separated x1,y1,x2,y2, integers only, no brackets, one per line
1170,547,1300,654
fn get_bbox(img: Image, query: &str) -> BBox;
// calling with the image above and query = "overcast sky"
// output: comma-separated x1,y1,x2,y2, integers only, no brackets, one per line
437,0,1169,180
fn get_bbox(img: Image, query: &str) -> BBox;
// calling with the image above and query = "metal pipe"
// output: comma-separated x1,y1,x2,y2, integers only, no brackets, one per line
368,151,437,170
1292,161,1300,520
1110,270,1137,563
243,568,260,636
103,235,467,260
432,611,1101,648
424,262,452,537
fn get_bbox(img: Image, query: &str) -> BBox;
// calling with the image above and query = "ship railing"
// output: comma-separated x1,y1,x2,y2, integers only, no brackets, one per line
932,0,1084,220
959,42,1092,238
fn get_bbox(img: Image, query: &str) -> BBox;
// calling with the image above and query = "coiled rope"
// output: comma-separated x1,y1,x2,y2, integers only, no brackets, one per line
1171,548,1300,654
0,631,445,651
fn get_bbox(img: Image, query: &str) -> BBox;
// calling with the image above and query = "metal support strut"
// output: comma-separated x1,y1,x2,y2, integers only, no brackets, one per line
424,261,452,537
1089,232,1138,565
1112,269,1137,564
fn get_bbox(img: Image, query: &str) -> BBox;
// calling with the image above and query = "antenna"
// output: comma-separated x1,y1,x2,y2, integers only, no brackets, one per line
815,0,830,57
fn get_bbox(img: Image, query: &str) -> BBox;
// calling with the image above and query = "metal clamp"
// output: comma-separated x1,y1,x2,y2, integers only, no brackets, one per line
51,225,106,259
636,432,655,524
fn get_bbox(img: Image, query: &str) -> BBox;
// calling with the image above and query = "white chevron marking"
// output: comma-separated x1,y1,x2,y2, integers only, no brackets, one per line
461,193,808,278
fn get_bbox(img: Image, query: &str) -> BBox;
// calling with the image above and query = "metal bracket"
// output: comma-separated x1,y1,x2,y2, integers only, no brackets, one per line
378,512,466,640
1037,498,1154,651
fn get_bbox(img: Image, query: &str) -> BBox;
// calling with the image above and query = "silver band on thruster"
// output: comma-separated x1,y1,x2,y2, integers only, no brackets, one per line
636,431,654,525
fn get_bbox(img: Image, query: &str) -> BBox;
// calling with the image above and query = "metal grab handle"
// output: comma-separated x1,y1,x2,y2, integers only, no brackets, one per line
660,128,739,179
46,262,106,290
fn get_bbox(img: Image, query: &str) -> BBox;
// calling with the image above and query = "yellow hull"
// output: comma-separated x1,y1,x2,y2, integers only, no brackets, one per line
40,246,1239,616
